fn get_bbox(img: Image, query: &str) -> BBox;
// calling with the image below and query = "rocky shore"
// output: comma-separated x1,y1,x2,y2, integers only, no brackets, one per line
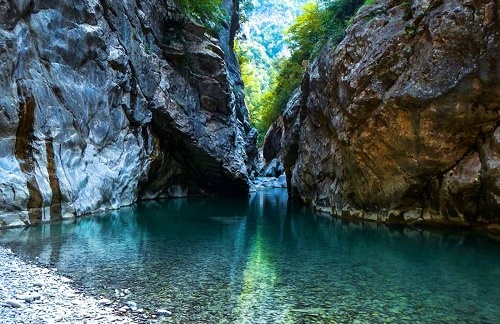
251,175,287,190
0,246,138,323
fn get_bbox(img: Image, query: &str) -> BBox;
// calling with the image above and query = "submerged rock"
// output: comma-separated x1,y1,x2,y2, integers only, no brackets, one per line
156,309,172,317
280,0,500,226
0,0,257,228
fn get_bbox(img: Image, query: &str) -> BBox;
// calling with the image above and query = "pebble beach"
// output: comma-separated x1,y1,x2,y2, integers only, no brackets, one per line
0,246,137,323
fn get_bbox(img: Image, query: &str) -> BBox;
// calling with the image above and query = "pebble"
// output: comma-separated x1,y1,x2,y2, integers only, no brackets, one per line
5,299,23,308
64,292,77,298
126,301,137,308
126,301,138,311
31,293,42,300
0,246,135,323
15,293,41,302
97,298,113,306
156,309,172,317
33,280,45,287
60,277,72,283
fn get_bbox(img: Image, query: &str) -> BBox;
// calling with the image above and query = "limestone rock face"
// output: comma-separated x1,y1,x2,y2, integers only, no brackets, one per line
0,0,257,227
283,0,500,225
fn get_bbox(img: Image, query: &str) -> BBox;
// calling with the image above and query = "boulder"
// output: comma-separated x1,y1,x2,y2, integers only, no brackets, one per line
284,0,500,226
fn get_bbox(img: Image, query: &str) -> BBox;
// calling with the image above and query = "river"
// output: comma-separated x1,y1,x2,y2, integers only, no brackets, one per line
1,189,499,323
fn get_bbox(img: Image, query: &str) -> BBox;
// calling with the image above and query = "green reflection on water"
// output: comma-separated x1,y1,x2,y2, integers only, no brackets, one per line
237,215,279,321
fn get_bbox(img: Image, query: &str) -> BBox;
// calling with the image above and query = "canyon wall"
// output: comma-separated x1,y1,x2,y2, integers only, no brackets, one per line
275,0,500,227
0,0,258,227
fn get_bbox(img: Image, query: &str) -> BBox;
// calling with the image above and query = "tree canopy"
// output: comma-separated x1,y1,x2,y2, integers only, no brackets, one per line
173,0,226,34
237,0,369,143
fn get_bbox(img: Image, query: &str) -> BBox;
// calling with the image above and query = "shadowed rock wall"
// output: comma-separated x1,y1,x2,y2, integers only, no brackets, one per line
279,0,499,227
0,0,257,227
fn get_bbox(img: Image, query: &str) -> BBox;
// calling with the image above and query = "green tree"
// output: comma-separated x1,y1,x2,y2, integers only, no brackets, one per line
236,40,268,124
173,0,227,33
285,1,322,60
255,0,367,140
173,0,222,18
318,0,365,44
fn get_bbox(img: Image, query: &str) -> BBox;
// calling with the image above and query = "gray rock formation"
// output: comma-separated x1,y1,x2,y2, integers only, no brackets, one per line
252,174,287,189
0,0,257,228
280,0,500,227
261,89,301,180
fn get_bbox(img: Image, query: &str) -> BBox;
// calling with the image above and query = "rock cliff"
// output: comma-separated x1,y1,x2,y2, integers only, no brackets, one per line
276,0,500,227
0,0,258,227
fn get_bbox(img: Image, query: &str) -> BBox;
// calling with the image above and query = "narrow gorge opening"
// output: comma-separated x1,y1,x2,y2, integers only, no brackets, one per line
234,0,368,187
235,0,367,144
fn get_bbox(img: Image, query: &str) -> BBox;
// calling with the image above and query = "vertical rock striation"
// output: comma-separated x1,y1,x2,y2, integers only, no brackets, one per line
280,0,500,227
0,0,257,227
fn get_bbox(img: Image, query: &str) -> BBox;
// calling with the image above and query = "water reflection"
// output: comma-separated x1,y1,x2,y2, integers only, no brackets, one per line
1,189,499,322
236,193,278,321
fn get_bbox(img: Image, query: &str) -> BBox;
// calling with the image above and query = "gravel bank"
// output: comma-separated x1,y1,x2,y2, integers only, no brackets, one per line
0,246,135,323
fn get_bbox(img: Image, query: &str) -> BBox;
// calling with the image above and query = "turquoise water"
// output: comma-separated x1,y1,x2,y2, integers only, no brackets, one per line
1,189,499,323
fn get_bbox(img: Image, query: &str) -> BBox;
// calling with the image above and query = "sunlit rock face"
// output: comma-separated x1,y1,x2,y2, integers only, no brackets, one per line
282,0,500,226
0,0,258,227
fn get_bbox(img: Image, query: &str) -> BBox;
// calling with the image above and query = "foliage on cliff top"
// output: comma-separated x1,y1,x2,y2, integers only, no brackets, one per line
236,0,310,143
173,0,221,18
238,0,368,143
237,0,309,90
173,0,226,34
